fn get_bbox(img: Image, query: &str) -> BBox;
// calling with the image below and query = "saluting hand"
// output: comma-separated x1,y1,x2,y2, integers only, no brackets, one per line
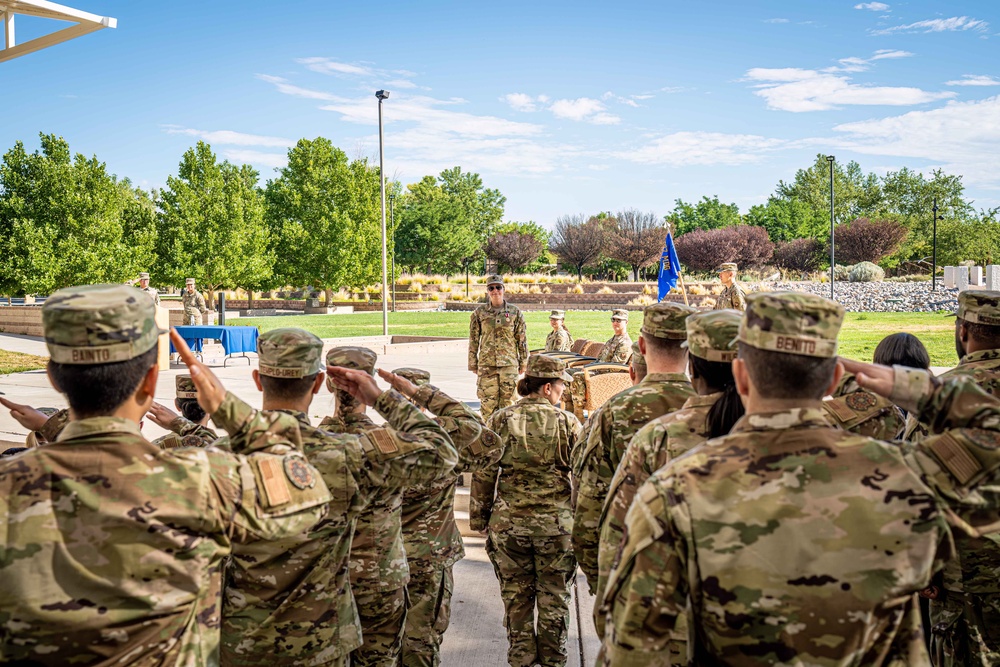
170,329,227,414
377,369,418,398
326,366,383,406
146,402,180,429
839,358,895,398
0,396,51,432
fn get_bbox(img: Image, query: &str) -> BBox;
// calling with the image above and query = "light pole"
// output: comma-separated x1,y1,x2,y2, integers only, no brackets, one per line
376,89,390,335
932,197,940,291
389,193,396,312
827,155,835,300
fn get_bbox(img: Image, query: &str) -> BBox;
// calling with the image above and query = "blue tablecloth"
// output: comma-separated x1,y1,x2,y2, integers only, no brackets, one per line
169,325,259,356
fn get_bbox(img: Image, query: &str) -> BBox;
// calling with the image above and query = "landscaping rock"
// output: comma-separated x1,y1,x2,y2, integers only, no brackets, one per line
766,281,958,313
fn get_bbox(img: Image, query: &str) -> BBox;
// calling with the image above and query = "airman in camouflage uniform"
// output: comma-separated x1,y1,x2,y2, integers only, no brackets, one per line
0,284,332,666
599,291,1000,666
822,371,904,440
318,346,412,667
469,274,528,419
472,354,583,667
573,302,696,595
183,277,208,324
390,367,504,667
596,309,741,658
149,374,219,449
908,289,1000,666
596,309,633,363
714,261,747,311
545,310,573,352
136,271,160,306
218,331,459,667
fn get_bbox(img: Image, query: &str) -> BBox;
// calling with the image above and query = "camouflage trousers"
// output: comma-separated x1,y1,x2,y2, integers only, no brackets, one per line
477,366,518,420
351,586,407,667
184,310,204,325
929,592,1000,666
401,564,454,667
486,532,576,667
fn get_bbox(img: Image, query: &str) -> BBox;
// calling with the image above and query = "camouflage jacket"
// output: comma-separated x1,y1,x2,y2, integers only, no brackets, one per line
600,372,1000,667
471,396,582,536
151,415,218,449
597,333,633,364
714,282,747,311
217,391,458,665
596,391,722,626
545,328,573,352
0,393,331,667
573,372,694,592
401,384,503,571
823,372,905,441
182,290,207,319
317,410,414,593
468,300,528,371
139,285,161,306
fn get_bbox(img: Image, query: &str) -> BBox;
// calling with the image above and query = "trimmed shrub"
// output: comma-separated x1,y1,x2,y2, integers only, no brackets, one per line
848,261,885,282
833,264,851,281
674,225,774,272
773,238,822,273
835,218,907,265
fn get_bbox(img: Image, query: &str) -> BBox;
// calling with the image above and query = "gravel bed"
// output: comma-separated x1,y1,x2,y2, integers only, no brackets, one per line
759,281,959,313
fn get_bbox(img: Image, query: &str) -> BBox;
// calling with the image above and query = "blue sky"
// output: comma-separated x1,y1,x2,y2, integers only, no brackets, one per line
3,1,999,225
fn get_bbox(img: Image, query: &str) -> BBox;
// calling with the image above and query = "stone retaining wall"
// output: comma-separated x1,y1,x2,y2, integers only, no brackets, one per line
444,294,713,312
0,306,44,336
225,299,437,313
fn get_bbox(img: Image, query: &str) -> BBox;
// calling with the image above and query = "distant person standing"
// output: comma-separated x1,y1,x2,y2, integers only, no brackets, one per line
136,272,160,306
469,275,528,420
714,262,746,311
596,309,632,363
545,310,573,352
182,278,208,325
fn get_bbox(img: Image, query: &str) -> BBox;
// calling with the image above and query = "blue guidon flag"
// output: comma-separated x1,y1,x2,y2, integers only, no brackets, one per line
657,233,681,302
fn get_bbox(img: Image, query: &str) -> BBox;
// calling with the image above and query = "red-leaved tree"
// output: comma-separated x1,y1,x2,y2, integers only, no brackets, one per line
674,225,774,272
773,237,823,272
834,218,908,265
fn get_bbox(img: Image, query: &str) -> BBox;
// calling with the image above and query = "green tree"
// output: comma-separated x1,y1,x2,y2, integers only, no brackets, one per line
395,192,480,273
438,166,506,241
666,196,742,236
745,197,828,243
0,133,156,296
935,209,1000,268
775,154,881,226
157,141,272,309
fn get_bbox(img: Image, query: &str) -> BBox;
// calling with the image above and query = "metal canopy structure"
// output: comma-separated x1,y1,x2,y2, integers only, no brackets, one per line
1,0,115,63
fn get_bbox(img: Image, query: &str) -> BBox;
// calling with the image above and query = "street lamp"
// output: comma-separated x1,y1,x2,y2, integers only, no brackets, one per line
827,155,835,300
376,89,390,335
932,197,939,291
389,193,396,312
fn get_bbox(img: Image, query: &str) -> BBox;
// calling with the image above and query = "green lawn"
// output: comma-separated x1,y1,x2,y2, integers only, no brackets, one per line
0,349,49,375
233,309,958,366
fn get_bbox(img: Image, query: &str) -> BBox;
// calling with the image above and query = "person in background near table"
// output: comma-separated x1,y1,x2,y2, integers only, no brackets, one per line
146,375,217,449
468,275,528,420
183,278,208,325
135,272,160,306
388,366,503,667
629,341,646,385
545,310,573,352
596,309,632,364
0,284,332,666
714,262,747,311
472,354,582,667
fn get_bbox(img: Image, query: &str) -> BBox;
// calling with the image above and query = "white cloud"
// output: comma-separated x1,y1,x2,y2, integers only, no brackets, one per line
502,93,540,112
255,74,336,101
854,2,889,11
221,149,289,169
827,49,913,73
161,125,295,148
549,97,621,124
871,49,912,60
296,57,373,76
385,79,418,89
618,131,787,166
764,18,789,23
946,74,1000,86
872,16,988,36
832,95,1000,188
746,67,955,112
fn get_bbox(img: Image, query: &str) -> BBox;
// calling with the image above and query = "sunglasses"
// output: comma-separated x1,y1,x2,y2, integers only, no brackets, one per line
487,285,503,292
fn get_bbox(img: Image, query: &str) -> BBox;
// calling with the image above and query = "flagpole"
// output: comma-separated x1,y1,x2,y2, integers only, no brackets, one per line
677,271,690,306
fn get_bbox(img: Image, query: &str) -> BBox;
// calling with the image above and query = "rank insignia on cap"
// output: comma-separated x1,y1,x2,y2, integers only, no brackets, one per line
845,391,877,412
284,455,316,490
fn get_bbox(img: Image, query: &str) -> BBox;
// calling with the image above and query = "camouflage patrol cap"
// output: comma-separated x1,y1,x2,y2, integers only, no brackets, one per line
526,354,573,382
185,278,195,285
326,346,377,375
683,309,741,362
257,327,324,378
739,292,845,358
485,274,505,286
139,272,150,280
393,367,431,386
954,290,1000,326
640,302,697,340
549,310,565,320
630,341,646,368
717,262,738,273
42,284,165,365
175,375,197,399
611,309,628,321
